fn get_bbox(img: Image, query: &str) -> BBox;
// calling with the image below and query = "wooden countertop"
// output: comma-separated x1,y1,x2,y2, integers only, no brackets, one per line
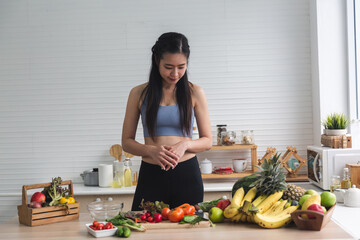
0,213,353,240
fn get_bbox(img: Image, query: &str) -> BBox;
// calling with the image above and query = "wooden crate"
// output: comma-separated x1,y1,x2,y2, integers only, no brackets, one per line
321,134,352,148
346,163,360,188
17,180,79,226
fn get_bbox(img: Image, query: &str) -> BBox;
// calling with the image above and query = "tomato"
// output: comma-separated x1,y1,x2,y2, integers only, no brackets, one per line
96,223,104,230
178,203,195,215
105,222,113,229
140,214,147,221
147,216,154,222
168,207,184,222
161,207,171,220
89,225,95,230
93,221,99,227
145,212,151,217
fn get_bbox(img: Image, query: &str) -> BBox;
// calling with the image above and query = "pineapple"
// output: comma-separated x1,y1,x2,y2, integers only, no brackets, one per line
250,153,287,195
282,184,306,201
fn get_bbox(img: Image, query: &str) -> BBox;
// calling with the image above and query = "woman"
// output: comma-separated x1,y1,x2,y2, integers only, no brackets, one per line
122,32,212,210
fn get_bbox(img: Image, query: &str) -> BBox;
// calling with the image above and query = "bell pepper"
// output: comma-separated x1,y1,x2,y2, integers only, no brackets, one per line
178,203,195,215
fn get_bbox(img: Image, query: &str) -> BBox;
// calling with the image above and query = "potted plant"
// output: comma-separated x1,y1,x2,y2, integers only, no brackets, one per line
322,113,350,136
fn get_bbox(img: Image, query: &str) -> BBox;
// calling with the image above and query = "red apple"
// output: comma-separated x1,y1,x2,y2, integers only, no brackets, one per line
30,192,46,203
307,203,324,219
216,200,231,211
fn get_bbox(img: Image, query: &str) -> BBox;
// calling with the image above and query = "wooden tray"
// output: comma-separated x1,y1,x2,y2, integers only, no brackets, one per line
291,204,336,231
141,220,210,230
17,180,79,227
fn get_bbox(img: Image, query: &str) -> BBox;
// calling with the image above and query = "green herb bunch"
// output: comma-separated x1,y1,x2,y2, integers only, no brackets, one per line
322,113,350,129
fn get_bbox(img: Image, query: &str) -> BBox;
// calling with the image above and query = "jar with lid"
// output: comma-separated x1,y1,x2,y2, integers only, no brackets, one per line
216,125,227,145
221,131,236,146
200,158,213,174
241,130,254,144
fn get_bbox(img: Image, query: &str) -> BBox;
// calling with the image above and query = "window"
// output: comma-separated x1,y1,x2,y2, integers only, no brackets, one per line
347,0,360,120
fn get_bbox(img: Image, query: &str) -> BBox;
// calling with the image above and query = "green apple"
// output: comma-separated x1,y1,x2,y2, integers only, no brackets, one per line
209,207,225,223
299,194,311,206
305,189,319,196
321,206,327,214
320,191,336,208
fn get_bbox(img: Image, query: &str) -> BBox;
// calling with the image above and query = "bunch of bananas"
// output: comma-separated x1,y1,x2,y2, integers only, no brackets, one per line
224,187,299,229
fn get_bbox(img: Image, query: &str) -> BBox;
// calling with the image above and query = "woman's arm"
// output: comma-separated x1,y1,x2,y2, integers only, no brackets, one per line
121,86,179,169
167,85,212,157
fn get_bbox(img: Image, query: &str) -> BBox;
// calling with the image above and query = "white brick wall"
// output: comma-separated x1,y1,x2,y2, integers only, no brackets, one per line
0,0,311,222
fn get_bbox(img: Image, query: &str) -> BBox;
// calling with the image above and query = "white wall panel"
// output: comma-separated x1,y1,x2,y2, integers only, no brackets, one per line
0,0,311,222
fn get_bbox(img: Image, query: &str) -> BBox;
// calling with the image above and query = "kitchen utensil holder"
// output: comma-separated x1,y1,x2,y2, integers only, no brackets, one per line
17,180,79,227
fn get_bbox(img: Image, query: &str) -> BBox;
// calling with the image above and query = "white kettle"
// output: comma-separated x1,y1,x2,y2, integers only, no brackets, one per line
335,185,360,207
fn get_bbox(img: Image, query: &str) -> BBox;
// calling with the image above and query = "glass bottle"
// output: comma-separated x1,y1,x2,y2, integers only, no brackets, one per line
112,161,123,188
341,168,352,189
123,158,133,187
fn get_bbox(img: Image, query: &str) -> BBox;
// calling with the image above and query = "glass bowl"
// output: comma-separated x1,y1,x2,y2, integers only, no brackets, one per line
87,198,124,221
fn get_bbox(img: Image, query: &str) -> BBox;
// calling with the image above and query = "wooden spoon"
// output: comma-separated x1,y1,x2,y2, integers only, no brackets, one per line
124,151,134,159
109,144,123,161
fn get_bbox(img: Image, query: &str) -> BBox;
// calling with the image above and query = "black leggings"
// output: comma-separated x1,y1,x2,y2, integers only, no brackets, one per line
131,156,204,210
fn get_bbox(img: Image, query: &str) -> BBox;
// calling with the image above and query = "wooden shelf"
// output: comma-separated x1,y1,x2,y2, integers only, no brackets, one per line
202,172,308,182
210,144,257,150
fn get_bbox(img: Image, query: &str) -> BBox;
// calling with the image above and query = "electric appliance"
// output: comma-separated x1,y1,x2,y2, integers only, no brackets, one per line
307,145,360,190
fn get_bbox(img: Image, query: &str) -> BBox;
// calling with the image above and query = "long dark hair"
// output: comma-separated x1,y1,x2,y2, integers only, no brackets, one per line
141,32,193,139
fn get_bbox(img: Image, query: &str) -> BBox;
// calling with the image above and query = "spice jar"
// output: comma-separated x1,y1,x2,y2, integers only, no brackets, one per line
221,131,236,146
216,125,227,145
241,130,254,144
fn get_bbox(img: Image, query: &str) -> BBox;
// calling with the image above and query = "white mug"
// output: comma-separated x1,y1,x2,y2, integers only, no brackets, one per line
232,159,248,173
98,164,113,187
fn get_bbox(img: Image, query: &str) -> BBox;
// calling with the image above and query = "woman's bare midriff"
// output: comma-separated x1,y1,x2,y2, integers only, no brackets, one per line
142,136,195,165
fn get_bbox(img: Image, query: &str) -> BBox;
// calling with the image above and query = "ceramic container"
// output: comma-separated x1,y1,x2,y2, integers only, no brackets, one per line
200,158,213,174
335,185,360,207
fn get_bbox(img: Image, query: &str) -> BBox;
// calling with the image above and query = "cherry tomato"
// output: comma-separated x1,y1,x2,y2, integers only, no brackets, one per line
96,223,104,230
140,214,147,221
161,207,170,220
178,203,195,215
89,225,95,230
168,207,184,222
153,212,162,223
92,221,99,227
147,216,154,222
105,222,113,229
145,212,151,217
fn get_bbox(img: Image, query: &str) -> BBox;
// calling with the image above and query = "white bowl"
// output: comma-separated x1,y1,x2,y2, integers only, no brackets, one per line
86,222,117,238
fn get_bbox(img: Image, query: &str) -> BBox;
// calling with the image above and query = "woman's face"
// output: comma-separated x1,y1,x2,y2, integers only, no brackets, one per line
159,53,187,86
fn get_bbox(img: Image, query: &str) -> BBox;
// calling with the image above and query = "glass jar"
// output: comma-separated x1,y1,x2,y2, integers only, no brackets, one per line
330,175,341,192
216,125,227,145
241,130,254,144
221,131,236,146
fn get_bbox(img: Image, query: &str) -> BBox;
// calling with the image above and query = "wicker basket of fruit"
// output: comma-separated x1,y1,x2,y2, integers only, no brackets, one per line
17,178,79,226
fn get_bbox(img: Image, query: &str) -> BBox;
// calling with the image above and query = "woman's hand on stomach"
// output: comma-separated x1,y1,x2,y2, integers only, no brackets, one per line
148,145,179,170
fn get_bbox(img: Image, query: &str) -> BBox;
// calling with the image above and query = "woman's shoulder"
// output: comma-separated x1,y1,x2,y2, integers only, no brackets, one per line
190,83,206,106
190,83,205,97
128,83,148,109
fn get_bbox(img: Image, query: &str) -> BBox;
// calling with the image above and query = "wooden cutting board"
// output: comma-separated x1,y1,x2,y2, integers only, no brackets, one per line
141,220,210,230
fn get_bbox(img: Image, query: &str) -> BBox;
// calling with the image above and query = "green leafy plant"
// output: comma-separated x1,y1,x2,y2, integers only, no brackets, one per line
322,113,350,129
